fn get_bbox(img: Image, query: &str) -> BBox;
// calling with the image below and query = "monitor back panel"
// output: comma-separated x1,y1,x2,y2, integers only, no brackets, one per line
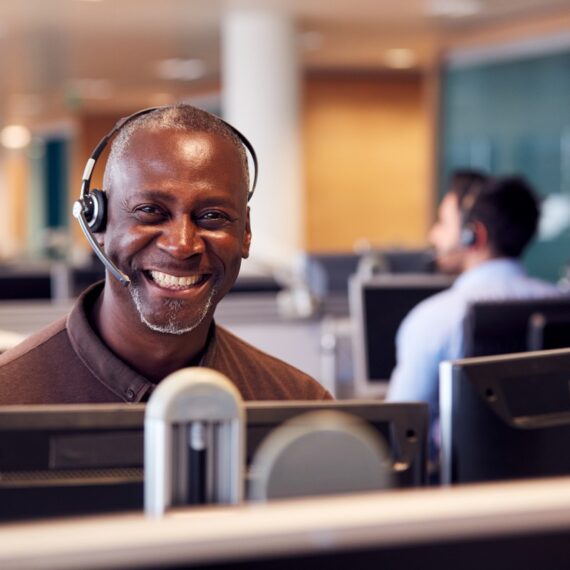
0,401,428,521
441,351,570,485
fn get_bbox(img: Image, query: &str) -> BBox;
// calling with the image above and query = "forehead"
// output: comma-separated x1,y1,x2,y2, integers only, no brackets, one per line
109,127,248,198
125,126,239,163
440,193,461,219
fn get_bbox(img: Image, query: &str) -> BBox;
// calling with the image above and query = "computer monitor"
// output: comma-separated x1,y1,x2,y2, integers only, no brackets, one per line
0,400,428,521
0,404,144,522
301,252,362,298
349,273,454,397
462,297,570,357
359,248,437,275
301,249,436,299
0,270,52,300
527,310,570,351
439,348,570,485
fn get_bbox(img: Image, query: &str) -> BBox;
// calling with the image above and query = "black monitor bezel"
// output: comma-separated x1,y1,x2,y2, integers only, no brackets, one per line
349,273,454,397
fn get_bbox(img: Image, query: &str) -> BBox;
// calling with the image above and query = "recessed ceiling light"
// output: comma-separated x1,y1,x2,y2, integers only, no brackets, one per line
384,49,416,69
426,0,481,18
1,125,32,149
155,59,206,81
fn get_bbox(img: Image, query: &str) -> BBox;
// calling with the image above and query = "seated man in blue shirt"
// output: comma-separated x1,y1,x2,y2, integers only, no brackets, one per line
387,172,560,455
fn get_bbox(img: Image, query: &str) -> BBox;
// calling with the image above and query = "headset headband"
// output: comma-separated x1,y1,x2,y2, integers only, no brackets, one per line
79,106,258,203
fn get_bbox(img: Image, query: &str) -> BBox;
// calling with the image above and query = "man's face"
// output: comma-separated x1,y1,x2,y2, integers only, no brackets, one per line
429,192,465,274
102,127,251,335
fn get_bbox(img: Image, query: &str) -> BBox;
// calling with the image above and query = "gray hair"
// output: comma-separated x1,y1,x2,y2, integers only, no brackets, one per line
102,104,250,192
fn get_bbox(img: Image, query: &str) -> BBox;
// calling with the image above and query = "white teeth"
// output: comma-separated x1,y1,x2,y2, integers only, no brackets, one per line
149,270,202,289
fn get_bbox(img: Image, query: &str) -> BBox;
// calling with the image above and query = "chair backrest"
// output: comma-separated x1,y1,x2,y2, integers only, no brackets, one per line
527,310,570,351
463,297,570,357
247,410,393,501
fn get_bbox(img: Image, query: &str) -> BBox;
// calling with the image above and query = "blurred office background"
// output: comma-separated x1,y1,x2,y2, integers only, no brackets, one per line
2,0,570,393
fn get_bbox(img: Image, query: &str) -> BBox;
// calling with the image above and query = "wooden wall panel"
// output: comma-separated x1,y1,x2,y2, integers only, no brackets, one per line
6,152,28,251
303,73,431,252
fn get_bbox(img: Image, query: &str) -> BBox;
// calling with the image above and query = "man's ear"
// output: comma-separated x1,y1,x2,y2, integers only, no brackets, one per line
472,221,489,249
242,207,252,259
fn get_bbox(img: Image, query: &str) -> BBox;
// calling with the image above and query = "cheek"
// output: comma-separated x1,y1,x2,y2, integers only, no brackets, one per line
433,223,460,248
208,235,246,269
104,225,156,262
449,226,462,247
429,226,446,247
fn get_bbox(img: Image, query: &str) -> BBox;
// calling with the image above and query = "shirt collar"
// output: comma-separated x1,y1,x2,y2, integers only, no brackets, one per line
452,258,527,291
67,282,219,403
66,282,152,402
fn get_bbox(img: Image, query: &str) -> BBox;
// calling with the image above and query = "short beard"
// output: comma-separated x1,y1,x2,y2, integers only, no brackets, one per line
129,281,218,336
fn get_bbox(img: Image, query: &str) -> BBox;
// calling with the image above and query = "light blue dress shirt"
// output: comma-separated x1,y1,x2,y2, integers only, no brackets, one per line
386,258,561,446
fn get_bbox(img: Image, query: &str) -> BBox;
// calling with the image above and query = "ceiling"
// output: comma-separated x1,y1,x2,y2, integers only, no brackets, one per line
0,0,569,130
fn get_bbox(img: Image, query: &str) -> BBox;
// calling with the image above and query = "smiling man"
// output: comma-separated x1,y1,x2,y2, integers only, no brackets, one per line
0,105,331,404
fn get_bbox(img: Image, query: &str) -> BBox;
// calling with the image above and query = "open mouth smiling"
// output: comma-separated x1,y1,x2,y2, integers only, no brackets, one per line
144,270,210,291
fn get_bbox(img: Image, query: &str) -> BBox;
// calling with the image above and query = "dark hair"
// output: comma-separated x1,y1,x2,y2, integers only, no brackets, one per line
451,174,540,258
448,169,489,203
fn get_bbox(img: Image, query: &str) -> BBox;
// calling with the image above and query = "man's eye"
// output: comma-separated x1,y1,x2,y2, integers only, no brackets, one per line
198,211,232,228
133,205,166,221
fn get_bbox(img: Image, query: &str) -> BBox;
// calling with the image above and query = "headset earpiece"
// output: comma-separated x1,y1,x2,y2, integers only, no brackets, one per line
82,189,107,233
458,181,483,249
459,223,477,247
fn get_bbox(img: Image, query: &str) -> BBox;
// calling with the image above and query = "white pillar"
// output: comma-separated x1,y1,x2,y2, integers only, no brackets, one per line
222,7,303,270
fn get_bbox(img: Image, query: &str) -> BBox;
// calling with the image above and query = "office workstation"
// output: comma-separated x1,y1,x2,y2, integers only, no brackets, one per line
0,399,428,521
2,477,570,569
1,364,570,569
2,1,570,568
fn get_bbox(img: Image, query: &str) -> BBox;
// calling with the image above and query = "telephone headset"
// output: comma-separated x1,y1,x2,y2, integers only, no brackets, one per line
73,106,259,287
458,182,483,248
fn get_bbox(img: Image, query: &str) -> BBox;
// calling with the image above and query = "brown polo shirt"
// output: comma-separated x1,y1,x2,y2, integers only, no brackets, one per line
0,284,332,405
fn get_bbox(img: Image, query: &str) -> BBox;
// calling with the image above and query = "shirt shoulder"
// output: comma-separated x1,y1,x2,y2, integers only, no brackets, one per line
0,316,68,367
0,317,74,404
0,302,125,405
399,287,465,339
209,325,332,401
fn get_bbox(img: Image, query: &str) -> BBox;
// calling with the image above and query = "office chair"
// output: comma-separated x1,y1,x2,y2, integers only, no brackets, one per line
248,410,393,501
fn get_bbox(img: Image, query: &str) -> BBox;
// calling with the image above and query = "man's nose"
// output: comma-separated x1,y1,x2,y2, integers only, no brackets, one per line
157,216,205,258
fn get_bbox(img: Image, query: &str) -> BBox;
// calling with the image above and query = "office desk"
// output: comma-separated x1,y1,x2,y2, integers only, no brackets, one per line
1,476,569,569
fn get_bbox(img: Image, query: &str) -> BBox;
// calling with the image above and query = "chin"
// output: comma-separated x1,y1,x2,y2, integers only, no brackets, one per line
130,284,217,336
140,315,204,336
434,254,461,275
